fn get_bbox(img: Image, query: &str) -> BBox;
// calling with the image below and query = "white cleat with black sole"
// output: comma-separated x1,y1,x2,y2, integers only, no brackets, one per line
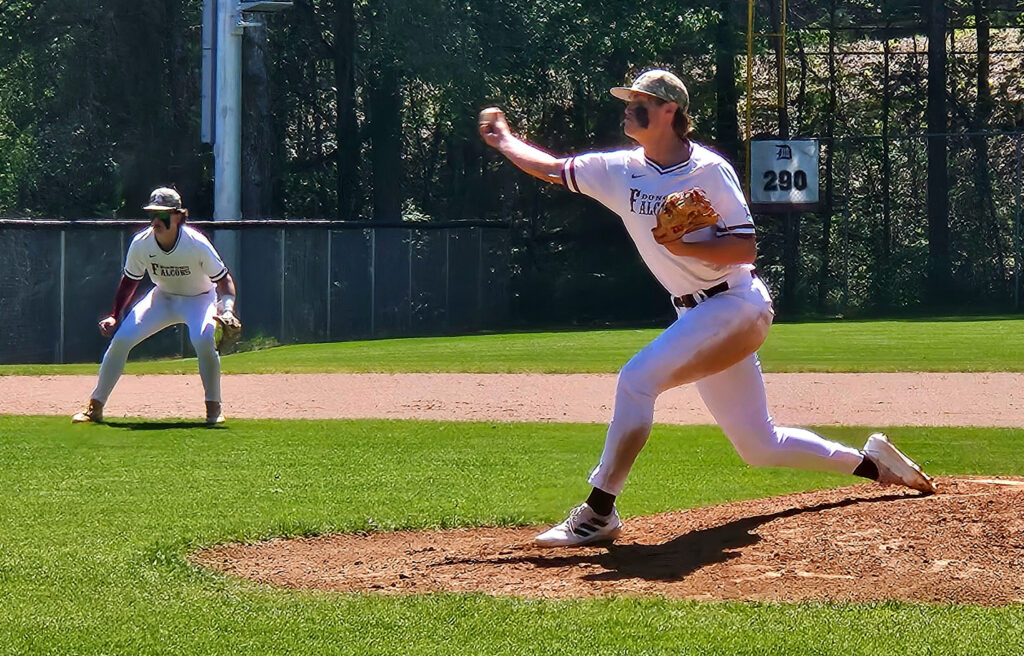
863,432,936,493
534,503,623,547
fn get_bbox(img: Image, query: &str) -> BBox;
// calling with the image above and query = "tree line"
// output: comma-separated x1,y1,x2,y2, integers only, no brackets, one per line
0,1,1022,319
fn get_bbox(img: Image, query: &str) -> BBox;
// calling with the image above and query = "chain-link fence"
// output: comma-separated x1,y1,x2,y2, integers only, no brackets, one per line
0,220,510,364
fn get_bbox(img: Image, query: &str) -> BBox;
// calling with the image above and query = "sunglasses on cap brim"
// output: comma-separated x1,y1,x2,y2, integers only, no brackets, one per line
149,211,174,227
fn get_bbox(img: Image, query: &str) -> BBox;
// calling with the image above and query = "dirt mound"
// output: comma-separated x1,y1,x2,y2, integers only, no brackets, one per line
193,477,1024,605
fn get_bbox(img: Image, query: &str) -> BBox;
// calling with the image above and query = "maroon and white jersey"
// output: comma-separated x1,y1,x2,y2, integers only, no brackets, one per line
561,142,755,296
124,225,228,296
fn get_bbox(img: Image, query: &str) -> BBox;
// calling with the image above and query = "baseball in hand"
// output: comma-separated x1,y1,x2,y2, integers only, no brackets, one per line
478,107,509,148
98,316,117,337
478,107,502,134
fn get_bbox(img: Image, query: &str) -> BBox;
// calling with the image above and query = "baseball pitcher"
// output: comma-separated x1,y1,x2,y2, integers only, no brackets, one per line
479,69,935,547
71,187,241,425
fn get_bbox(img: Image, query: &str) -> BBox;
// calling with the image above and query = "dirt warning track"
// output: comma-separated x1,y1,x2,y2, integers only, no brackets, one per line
6,371,1024,426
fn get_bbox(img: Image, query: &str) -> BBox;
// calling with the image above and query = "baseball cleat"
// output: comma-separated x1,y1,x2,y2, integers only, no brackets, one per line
863,433,936,493
534,503,623,547
71,399,104,424
205,401,225,425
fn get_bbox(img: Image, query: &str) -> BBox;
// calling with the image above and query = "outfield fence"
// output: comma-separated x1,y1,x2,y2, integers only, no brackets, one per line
0,219,510,364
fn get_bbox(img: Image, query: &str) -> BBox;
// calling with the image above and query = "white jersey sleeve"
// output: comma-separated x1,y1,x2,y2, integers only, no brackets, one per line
560,151,628,209
123,230,150,281
191,230,229,282
709,160,755,237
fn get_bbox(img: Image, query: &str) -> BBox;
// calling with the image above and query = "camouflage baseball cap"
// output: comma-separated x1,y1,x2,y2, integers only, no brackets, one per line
610,69,689,112
143,187,182,211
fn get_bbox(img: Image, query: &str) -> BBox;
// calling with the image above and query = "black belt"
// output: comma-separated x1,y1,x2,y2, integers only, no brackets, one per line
673,271,757,309
673,281,729,309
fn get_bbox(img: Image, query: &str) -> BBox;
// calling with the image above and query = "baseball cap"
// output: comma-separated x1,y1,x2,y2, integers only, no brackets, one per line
143,187,183,211
610,69,689,113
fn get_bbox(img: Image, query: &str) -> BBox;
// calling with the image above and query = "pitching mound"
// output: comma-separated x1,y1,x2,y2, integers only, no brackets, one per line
192,477,1024,605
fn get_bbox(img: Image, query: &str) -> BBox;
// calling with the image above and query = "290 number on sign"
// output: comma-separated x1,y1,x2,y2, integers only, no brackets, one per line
763,169,808,192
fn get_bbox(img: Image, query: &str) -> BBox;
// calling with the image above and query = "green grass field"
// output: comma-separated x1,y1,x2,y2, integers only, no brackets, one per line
2,316,1024,375
4,319,1024,654
2,416,1023,655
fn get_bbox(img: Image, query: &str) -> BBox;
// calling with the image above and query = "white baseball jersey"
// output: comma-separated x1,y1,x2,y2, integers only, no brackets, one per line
561,142,755,296
123,225,228,296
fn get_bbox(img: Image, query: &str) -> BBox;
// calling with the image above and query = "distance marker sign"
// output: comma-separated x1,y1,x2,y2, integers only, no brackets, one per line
749,138,819,213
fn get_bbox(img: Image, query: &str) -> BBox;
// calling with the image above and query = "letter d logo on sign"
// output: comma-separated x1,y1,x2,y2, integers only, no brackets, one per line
749,138,819,214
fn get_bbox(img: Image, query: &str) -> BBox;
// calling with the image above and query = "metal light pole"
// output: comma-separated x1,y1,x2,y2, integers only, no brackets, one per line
213,0,242,275
202,0,291,277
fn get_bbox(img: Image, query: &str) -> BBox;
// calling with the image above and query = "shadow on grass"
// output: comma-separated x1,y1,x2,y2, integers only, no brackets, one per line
494,493,919,583
104,420,226,431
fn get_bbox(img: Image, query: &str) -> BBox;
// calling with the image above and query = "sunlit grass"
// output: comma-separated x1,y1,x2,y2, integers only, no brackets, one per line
2,416,1022,655
3,316,1024,375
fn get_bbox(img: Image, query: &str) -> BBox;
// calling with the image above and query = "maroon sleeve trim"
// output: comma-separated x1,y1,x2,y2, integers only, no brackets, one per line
717,224,756,234
567,157,581,193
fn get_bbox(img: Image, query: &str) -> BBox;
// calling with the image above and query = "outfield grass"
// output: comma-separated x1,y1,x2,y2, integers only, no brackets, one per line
2,415,1023,654
2,316,1022,376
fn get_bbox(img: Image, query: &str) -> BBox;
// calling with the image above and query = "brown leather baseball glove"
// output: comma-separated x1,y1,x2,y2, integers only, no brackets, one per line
213,311,243,352
651,187,721,244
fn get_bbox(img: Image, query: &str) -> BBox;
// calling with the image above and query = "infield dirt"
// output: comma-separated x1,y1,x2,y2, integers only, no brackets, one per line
6,371,1024,426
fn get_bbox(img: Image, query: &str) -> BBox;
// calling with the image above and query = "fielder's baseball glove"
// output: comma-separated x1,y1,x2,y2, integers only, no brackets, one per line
213,311,242,352
651,187,720,244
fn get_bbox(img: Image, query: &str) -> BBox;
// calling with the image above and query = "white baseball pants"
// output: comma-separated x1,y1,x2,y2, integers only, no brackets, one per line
91,287,221,404
588,273,864,496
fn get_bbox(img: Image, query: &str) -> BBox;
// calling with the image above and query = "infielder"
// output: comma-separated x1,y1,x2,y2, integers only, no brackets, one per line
72,187,241,425
479,69,935,547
